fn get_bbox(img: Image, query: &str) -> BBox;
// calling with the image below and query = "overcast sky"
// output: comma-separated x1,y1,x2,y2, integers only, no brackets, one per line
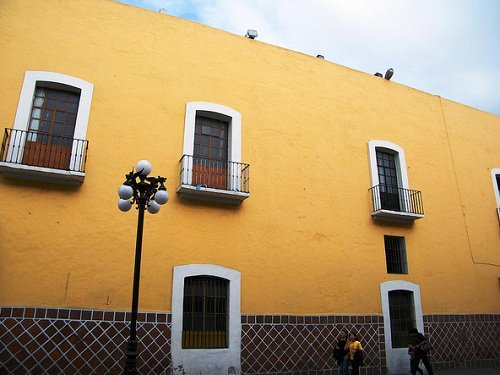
115,0,500,115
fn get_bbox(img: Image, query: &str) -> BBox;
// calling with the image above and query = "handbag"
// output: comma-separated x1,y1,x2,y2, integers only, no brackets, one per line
420,340,433,353
354,349,364,366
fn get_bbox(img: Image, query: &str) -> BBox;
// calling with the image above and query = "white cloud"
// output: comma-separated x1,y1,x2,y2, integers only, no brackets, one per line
116,0,500,114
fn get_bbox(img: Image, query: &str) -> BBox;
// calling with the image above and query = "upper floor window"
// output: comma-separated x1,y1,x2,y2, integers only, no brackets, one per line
177,102,250,204
368,140,424,223
24,86,80,170
377,150,401,211
0,71,93,185
192,114,230,190
491,169,500,204
491,168,500,224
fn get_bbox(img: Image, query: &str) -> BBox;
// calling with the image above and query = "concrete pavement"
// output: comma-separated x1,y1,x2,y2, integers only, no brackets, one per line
434,367,500,375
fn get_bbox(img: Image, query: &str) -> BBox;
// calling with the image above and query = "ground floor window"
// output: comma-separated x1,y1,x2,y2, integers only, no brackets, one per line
389,290,416,348
171,265,241,374
182,276,229,349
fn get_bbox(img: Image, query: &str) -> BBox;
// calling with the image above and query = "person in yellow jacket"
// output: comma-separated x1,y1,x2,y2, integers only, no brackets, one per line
346,332,363,375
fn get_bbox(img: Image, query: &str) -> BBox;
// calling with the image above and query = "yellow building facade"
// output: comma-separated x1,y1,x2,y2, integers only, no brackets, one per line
0,1,499,374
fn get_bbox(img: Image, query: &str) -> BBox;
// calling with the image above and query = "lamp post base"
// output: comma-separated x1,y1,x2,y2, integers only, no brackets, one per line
123,339,139,374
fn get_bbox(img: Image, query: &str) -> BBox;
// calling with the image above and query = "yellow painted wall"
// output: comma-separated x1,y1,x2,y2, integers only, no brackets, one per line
0,0,499,315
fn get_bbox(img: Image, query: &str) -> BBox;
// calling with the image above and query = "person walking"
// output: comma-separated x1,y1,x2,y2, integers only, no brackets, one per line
333,329,349,375
409,328,434,375
347,332,363,375
408,345,423,375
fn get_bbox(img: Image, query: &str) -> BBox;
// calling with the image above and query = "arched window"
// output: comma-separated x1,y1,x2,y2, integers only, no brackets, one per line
388,290,416,347
491,168,500,224
380,281,424,374
182,275,229,349
177,102,249,204
171,264,241,374
368,140,424,222
1,71,93,184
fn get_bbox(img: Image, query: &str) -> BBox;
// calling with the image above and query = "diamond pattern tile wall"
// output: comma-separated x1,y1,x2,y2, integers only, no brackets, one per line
0,307,171,374
241,315,384,375
1,307,498,374
425,314,500,371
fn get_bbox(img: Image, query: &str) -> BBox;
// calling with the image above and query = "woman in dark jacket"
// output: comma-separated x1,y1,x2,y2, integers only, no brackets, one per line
333,329,349,375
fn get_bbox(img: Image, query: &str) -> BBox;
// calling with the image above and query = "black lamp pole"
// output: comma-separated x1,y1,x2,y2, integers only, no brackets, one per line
118,161,168,375
123,196,145,374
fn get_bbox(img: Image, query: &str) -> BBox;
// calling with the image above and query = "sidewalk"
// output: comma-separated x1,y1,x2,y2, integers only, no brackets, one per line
434,367,500,375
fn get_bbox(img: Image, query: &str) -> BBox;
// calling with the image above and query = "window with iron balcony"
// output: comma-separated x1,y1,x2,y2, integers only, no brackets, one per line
177,102,250,205
0,71,93,185
491,168,500,226
368,140,424,223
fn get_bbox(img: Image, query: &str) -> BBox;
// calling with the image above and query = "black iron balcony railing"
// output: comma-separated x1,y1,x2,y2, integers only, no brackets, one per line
1,128,88,173
178,154,249,193
370,184,424,216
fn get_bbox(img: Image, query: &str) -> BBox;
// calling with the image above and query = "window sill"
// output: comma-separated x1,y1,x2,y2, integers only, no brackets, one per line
371,209,424,223
0,162,85,185
176,184,249,205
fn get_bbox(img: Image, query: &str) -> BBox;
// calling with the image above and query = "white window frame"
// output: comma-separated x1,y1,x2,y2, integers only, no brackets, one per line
368,140,409,190
4,71,93,179
171,264,241,375
182,102,241,162
367,140,423,220
491,168,500,207
380,281,424,375
180,102,242,191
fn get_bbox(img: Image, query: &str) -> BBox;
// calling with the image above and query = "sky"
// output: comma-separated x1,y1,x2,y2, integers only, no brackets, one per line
115,0,500,115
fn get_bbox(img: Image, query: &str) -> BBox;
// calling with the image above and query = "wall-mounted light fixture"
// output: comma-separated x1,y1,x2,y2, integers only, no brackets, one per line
374,68,394,80
245,29,258,39
384,68,394,80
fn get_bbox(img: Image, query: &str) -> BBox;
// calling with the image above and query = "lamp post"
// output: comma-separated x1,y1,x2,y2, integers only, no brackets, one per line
118,160,169,375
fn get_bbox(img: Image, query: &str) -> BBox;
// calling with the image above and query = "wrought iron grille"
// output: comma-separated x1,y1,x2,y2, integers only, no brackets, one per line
182,276,229,349
388,290,416,348
178,154,250,193
1,128,88,172
384,236,408,274
370,184,424,215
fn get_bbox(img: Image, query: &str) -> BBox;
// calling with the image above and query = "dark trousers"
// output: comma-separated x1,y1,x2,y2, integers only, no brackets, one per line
339,356,349,375
411,353,434,375
350,360,360,375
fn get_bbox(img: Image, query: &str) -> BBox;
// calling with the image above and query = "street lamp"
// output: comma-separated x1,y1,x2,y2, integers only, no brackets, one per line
118,160,169,374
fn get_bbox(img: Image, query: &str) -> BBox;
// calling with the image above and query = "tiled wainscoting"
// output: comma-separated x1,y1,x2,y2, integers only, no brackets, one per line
1,307,499,374
424,314,500,371
0,307,171,374
241,315,384,375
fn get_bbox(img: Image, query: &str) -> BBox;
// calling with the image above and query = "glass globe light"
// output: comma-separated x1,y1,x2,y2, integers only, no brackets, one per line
118,199,132,212
136,160,152,176
147,200,161,214
154,189,169,205
118,184,134,200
